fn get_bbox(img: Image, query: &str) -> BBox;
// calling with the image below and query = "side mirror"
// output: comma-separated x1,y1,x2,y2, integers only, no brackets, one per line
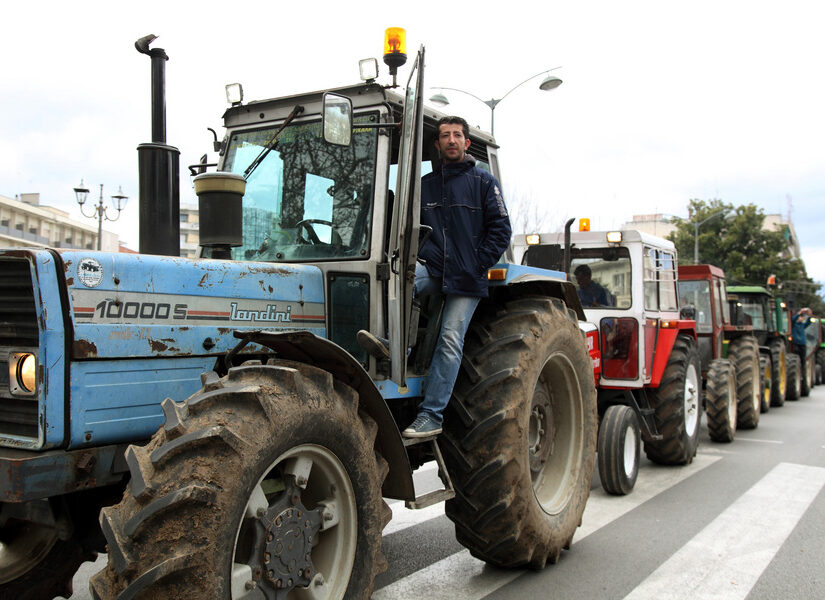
322,93,352,146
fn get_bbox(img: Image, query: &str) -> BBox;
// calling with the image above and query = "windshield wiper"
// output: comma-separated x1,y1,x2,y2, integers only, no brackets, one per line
243,104,304,180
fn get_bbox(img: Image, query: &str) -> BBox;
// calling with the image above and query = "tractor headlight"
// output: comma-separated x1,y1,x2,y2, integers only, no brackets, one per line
9,353,37,395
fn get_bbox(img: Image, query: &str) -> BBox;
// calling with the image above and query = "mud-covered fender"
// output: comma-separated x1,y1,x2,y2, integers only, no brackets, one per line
233,330,414,501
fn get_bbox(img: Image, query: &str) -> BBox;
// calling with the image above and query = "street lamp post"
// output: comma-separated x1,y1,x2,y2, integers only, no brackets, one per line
429,67,562,136
73,180,128,251
693,209,731,264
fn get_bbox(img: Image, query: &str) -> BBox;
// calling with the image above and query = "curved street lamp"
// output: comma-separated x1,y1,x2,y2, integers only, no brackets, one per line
693,208,732,264
429,67,562,136
73,180,128,251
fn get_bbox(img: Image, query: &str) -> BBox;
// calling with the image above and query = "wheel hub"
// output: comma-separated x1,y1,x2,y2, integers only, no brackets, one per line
258,480,323,592
529,384,554,476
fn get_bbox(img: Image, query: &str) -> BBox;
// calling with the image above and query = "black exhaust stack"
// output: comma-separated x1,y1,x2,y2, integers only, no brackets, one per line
563,217,575,278
135,35,180,256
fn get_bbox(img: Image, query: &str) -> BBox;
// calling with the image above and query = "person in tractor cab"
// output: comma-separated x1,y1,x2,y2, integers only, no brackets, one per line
359,115,511,438
792,307,813,360
574,264,612,307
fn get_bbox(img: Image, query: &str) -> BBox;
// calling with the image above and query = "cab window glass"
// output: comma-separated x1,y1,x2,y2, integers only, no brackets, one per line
567,248,631,309
659,251,678,311
677,279,712,333
221,113,378,262
643,247,658,311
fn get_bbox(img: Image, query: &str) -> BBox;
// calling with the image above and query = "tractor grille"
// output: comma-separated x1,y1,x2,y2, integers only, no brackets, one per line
0,258,39,439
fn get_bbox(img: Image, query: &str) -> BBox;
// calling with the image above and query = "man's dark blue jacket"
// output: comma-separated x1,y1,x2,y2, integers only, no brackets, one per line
418,155,512,297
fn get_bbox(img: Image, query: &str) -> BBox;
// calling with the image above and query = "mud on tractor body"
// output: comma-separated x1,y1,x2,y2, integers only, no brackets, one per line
0,31,598,599
514,224,701,497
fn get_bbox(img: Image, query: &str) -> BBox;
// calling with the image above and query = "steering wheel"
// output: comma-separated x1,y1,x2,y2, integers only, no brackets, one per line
296,219,338,245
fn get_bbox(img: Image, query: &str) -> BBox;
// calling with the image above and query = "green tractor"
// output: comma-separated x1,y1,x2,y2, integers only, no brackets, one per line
727,285,799,408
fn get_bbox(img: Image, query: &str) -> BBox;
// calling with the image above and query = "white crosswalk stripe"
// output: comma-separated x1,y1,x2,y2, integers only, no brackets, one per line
374,452,721,599
623,462,825,600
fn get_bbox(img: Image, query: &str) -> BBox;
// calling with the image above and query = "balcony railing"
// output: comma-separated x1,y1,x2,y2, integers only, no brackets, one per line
0,224,50,246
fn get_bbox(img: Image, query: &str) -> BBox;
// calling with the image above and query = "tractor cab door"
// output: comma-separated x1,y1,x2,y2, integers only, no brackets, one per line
387,47,425,386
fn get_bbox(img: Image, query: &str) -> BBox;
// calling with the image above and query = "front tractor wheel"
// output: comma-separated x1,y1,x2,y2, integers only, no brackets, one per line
758,354,772,412
727,336,760,429
769,342,787,407
801,354,813,397
442,296,598,569
705,359,737,442
0,523,94,600
598,405,640,495
643,335,701,465
90,361,389,600
786,353,801,401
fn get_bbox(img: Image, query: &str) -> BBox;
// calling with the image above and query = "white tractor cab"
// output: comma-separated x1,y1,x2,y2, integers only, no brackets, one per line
513,220,700,495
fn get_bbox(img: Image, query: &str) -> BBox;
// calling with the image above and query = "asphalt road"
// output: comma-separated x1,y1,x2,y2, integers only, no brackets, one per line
62,384,825,599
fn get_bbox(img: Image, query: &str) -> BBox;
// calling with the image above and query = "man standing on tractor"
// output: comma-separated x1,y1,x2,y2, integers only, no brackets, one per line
792,307,813,361
359,115,511,437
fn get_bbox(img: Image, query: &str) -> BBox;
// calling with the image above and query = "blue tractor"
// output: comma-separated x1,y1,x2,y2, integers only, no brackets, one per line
0,32,597,599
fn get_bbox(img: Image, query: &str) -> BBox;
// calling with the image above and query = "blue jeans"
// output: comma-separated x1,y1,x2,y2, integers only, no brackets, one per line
414,262,480,425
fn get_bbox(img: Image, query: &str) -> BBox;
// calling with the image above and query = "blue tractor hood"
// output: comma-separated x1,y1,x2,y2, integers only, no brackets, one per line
61,251,326,360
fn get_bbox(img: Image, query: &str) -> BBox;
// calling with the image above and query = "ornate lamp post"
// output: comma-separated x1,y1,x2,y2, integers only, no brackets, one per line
429,67,562,136
73,180,128,251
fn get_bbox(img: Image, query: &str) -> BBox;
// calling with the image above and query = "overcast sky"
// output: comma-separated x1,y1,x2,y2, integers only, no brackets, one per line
2,1,823,287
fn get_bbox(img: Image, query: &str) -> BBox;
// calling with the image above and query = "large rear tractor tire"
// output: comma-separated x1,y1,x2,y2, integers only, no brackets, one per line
816,350,825,385
727,336,760,429
442,296,598,569
90,361,389,600
705,359,737,443
0,524,95,600
769,342,786,407
759,354,772,413
643,335,701,465
786,353,801,401
598,405,640,495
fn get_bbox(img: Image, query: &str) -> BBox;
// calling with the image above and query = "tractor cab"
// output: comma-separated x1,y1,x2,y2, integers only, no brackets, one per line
515,226,689,388
198,45,503,393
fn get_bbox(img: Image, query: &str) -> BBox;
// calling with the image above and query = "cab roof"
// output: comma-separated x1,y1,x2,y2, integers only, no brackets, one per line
222,81,497,148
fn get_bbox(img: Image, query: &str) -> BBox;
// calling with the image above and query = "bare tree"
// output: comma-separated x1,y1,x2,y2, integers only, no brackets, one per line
504,184,562,234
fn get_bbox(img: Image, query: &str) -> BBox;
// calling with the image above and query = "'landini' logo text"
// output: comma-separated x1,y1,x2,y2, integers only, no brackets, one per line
230,303,292,322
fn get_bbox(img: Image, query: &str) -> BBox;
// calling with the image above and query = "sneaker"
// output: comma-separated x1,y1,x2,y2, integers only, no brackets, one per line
402,413,442,438
357,330,390,360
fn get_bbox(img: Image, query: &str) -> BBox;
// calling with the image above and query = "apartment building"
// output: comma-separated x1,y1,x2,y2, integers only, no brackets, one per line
0,193,120,252
179,202,200,259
